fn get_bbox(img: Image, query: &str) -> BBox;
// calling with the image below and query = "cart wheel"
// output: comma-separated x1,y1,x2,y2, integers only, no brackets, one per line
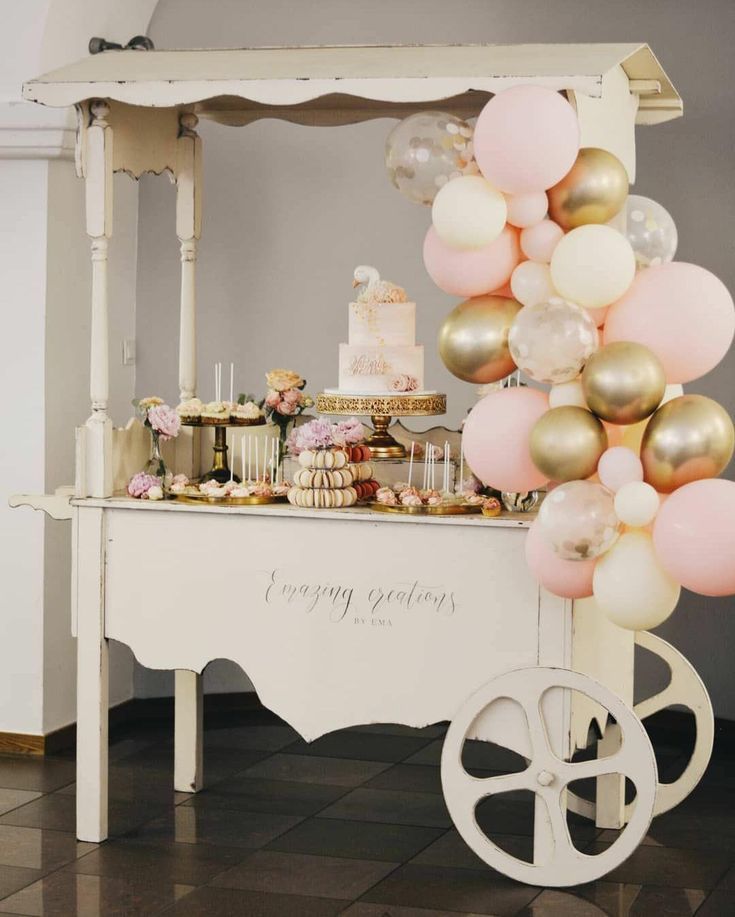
567,632,714,823
441,666,657,888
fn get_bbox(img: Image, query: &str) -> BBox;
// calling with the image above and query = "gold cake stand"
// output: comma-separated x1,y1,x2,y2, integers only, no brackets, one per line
182,417,265,483
316,392,447,459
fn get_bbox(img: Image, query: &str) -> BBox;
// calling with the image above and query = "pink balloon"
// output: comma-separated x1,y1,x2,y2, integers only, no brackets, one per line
474,86,580,194
520,219,564,262
525,519,596,598
604,262,735,383
505,191,549,228
598,447,643,493
463,387,549,492
653,479,735,596
490,282,515,298
423,224,521,297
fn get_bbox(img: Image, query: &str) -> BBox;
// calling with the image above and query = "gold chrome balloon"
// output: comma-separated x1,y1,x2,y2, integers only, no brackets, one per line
530,406,608,482
438,295,521,384
641,394,735,493
582,342,666,425
548,148,629,231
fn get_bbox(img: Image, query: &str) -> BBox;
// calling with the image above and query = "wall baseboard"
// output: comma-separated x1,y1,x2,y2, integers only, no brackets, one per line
2,696,733,757
1,691,261,756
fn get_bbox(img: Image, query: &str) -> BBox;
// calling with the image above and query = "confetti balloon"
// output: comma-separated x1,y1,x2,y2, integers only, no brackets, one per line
508,297,598,384
624,194,678,268
385,111,477,205
539,480,621,561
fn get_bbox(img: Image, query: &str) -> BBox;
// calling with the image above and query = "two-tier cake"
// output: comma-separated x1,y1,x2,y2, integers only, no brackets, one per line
332,266,427,395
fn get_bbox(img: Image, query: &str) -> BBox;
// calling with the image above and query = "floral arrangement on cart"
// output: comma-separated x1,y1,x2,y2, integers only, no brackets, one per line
386,86,735,629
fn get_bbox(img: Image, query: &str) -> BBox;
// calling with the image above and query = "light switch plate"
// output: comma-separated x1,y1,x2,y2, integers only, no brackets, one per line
122,338,136,366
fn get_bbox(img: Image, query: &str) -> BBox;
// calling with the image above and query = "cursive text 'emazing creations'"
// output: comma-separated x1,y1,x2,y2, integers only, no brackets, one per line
263,570,457,624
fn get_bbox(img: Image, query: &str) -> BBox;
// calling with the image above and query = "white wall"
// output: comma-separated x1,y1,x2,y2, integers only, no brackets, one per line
0,0,157,735
134,0,735,716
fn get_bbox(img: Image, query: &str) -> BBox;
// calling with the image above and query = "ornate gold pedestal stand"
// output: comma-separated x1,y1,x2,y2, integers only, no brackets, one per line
316,392,447,459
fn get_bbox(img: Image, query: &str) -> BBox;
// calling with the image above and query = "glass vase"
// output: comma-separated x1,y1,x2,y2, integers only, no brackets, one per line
142,429,172,490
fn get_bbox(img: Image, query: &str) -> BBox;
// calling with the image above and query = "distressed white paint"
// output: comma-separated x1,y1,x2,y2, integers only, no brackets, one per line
75,507,109,843
174,670,203,793
22,43,681,127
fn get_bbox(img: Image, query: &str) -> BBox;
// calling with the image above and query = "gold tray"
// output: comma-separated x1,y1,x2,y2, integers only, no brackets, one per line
168,492,288,506
317,392,446,417
181,417,266,427
369,501,483,516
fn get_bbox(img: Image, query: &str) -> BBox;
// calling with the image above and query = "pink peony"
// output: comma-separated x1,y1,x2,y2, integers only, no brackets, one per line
276,401,296,415
282,388,302,405
265,389,281,408
147,404,180,440
334,417,364,446
127,472,161,498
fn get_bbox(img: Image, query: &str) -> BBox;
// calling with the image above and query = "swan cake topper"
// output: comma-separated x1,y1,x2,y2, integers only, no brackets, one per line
352,265,408,305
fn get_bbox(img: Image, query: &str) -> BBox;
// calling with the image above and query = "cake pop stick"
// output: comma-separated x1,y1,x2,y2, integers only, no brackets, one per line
229,362,234,404
459,435,464,492
255,438,259,483
241,435,246,484
422,446,428,490
229,432,234,482
408,441,415,488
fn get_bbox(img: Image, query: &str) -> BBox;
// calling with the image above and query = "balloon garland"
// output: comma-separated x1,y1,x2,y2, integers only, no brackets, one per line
385,86,735,629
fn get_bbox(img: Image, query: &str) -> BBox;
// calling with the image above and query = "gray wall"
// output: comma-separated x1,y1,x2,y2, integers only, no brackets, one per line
135,0,735,715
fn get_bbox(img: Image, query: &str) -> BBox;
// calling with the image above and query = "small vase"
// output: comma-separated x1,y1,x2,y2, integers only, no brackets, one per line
142,429,172,490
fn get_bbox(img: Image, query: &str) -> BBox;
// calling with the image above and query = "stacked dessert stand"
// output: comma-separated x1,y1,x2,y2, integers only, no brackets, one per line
316,391,447,459
12,41,717,892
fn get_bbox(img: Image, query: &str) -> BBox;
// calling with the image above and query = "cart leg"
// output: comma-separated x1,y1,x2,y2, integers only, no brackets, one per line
595,722,625,829
174,671,203,793
76,508,109,842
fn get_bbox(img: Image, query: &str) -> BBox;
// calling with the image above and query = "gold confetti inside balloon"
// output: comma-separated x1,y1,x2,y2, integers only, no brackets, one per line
438,295,522,383
547,147,629,231
582,342,666,425
530,406,608,482
641,394,735,493
385,111,478,205
539,480,621,561
624,194,678,269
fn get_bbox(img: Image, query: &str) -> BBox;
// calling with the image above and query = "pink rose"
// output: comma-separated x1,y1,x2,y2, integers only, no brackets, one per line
147,404,180,440
276,401,296,415
389,374,419,393
283,388,301,405
265,389,280,408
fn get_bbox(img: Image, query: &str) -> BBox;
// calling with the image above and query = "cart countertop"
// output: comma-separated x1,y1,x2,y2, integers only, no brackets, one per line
72,495,535,528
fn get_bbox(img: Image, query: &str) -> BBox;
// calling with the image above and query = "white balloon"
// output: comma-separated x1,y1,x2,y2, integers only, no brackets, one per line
593,531,680,630
551,225,636,309
624,194,678,269
549,380,587,409
431,175,507,249
614,481,660,528
510,261,556,307
509,297,598,385
539,480,621,561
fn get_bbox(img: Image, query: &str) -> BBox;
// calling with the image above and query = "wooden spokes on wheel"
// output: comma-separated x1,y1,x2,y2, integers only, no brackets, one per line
567,632,714,823
441,667,658,888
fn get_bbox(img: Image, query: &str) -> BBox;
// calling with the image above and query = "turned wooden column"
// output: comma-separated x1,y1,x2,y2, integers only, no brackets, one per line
83,99,114,497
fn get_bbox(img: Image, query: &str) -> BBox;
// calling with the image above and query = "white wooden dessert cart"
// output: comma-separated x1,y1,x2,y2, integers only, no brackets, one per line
12,43,714,887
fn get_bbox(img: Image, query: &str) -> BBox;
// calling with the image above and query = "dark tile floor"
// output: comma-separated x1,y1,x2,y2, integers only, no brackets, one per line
0,710,731,916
